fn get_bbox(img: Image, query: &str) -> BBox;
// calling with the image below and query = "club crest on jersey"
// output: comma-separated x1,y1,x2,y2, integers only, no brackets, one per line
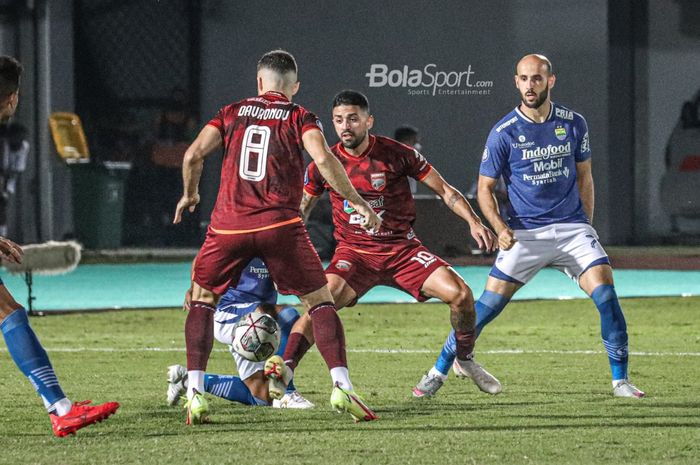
370,173,386,191
335,260,352,271
555,126,567,141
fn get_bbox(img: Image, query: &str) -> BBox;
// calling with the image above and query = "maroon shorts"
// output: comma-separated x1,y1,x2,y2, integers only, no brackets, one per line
326,242,448,305
193,220,327,296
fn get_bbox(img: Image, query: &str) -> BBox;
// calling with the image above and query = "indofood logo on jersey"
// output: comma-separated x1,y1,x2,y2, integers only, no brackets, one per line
521,142,571,160
365,64,494,96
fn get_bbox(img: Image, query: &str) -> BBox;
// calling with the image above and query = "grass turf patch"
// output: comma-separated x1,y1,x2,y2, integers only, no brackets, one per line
0,297,698,464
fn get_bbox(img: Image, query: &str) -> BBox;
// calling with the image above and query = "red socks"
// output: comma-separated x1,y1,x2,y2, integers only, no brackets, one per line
455,329,476,360
283,332,313,371
308,302,347,369
185,301,215,371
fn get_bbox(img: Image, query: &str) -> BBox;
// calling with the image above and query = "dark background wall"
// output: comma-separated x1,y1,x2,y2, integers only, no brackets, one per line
0,0,698,247
199,0,612,239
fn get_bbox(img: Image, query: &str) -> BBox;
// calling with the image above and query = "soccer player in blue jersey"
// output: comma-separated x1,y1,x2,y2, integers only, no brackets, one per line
166,258,315,409
413,54,645,399
0,56,119,436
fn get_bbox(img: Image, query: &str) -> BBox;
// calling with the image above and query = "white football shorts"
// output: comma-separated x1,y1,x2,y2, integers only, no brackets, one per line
214,306,265,381
491,223,609,284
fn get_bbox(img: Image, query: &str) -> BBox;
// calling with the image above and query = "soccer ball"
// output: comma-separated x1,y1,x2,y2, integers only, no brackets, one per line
231,310,281,362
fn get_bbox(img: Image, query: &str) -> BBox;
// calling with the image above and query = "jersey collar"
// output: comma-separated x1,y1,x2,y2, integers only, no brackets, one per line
337,134,376,160
262,91,290,102
515,102,554,124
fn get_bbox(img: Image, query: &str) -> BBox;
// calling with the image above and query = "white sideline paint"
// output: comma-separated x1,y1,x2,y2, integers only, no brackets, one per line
1,347,698,356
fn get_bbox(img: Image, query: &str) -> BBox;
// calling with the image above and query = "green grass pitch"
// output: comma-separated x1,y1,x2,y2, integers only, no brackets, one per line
0,297,698,465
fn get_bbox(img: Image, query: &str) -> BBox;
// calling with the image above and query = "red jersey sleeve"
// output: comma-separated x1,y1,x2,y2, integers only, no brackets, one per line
405,147,433,181
299,109,323,136
303,161,326,196
207,106,227,138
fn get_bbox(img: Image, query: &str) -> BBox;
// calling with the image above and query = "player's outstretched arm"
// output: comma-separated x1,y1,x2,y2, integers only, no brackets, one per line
174,125,223,224
576,159,594,222
302,129,381,231
477,175,515,250
421,169,497,252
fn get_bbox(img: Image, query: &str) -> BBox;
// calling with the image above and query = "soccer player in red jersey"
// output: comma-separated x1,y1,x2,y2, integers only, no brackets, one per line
173,51,382,423
276,90,502,399
0,56,119,437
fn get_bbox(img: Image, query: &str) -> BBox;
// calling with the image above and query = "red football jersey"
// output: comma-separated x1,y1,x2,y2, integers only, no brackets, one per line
304,135,432,254
207,91,322,230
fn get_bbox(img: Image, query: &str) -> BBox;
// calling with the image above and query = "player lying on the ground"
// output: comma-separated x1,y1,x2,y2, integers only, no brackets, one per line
415,54,645,399
263,89,501,402
167,258,314,409
0,56,119,437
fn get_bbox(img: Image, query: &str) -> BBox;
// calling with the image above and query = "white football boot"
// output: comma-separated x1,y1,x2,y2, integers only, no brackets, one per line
166,364,188,406
272,391,315,409
613,380,645,398
412,372,445,398
453,356,502,394
264,355,292,400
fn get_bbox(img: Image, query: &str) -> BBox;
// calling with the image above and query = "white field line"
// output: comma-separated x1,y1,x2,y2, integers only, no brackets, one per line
1,347,698,357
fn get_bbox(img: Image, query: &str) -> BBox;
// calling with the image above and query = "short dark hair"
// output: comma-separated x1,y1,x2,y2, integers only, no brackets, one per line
331,90,370,112
0,56,22,98
394,125,419,143
257,49,297,76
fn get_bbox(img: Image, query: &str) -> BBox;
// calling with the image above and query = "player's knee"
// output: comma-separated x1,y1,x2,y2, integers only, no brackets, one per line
451,284,474,310
190,283,218,305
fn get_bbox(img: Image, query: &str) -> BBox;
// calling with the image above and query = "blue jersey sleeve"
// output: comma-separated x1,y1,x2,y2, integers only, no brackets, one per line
574,115,591,162
479,128,509,178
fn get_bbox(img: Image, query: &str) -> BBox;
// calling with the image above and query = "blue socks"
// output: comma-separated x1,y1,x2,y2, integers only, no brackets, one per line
591,284,629,381
204,373,267,405
431,285,630,381
1,308,67,412
434,291,510,375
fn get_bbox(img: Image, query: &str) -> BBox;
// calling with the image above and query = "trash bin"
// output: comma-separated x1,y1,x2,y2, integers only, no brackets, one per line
70,161,131,249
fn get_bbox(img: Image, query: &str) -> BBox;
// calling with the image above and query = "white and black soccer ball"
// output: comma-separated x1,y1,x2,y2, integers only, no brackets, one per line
231,310,281,362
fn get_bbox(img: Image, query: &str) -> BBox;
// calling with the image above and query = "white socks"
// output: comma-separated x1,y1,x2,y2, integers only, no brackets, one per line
187,370,205,399
330,367,353,391
429,367,448,381
51,398,73,416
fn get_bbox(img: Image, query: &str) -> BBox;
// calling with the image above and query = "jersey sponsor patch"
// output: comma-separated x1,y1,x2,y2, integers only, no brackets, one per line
555,107,574,120
581,131,590,153
343,199,355,214
482,147,489,161
496,116,518,132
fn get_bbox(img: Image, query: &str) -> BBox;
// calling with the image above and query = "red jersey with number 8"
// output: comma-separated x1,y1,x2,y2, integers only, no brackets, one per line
206,91,322,230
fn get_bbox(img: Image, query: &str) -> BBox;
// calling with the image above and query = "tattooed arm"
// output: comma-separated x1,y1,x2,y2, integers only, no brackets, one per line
299,190,321,222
